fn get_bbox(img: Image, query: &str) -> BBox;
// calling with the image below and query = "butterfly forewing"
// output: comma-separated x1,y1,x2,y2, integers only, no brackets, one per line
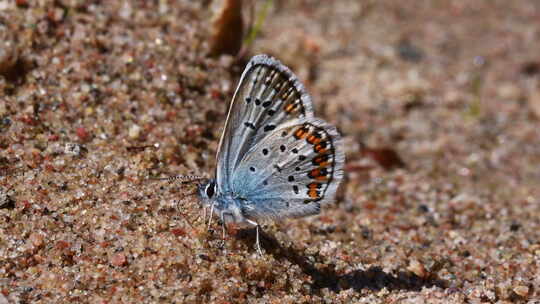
216,55,315,193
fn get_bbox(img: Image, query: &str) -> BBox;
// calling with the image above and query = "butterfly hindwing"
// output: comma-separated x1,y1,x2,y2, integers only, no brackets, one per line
231,119,345,219
216,55,314,193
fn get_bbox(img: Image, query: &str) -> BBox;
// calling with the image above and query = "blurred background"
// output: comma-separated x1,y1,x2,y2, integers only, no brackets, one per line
0,1,539,303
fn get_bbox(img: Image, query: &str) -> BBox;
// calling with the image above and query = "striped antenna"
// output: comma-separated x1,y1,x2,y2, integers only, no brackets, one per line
150,175,205,183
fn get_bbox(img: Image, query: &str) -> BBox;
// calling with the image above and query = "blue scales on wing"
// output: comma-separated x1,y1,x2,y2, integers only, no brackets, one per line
214,55,344,220
232,119,344,219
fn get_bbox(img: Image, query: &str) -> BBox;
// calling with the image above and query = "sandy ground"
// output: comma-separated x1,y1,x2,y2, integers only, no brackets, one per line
1,1,539,303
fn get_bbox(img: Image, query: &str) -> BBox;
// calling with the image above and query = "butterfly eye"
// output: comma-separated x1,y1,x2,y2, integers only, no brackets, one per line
205,182,216,198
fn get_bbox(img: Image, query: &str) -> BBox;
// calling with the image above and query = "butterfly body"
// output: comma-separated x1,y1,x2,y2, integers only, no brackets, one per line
198,55,344,247
198,180,248,224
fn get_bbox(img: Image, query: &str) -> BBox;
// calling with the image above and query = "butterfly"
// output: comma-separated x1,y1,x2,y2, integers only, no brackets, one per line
165,54,344,254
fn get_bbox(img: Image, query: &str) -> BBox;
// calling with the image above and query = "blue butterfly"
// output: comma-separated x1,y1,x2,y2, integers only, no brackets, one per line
166,55,345,254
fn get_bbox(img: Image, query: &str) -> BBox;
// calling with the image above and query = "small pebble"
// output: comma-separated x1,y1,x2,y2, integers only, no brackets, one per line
128,124,141,139
76,127,90,141
64,143,83,156
513,285,529,297
29,232,44,247
0,189,15,209
408,259,427,278
111,253,127,266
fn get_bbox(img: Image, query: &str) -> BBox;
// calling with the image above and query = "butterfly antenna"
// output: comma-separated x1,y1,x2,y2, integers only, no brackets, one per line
149,174,205,184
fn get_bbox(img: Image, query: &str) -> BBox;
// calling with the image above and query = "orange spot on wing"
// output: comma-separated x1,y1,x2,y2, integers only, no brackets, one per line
294,127,309,139
308,182,320,189
284,103,295,113
310,168,321,177
314,142,328,153
308,189,319,198
309,168,329,180
307,134,321,145
284,101,300,114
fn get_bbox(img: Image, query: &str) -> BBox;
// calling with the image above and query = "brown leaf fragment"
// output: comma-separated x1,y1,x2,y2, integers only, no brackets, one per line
363,147,406,170
209,0,244,56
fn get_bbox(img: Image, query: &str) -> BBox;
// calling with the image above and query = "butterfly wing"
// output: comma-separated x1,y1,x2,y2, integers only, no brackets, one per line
216,55,315,193
231,119,344,219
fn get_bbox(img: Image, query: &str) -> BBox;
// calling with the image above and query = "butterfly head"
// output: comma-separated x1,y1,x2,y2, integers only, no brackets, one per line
197,179,217,204
198,178,250,224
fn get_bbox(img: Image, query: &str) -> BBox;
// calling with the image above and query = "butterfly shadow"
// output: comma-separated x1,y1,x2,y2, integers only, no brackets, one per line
237,228,448,294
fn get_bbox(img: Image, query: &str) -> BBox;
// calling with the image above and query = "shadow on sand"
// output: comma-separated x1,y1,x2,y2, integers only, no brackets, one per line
238,228,447,294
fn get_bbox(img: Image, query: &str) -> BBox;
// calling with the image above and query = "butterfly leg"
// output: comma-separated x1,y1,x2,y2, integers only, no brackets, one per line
219,212,227,250
219,211,226,239
221,220,226,241
207,202,215,230
202,205,207,224
246,219,263,256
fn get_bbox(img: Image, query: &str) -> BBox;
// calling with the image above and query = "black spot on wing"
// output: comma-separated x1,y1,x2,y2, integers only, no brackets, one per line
264,125,276,132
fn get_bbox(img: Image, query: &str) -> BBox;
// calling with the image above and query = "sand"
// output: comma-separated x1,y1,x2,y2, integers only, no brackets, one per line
1,1,539,303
